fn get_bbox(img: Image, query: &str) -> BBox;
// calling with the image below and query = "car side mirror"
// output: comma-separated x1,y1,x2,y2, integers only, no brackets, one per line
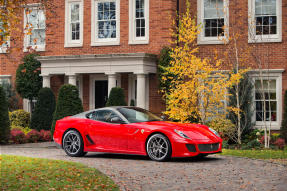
110,116,125,124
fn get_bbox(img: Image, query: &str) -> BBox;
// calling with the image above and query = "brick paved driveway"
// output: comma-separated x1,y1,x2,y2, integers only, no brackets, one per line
1,142,286,191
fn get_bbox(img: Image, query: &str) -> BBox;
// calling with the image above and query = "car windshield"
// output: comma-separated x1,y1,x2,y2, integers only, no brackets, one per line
117,107,162,123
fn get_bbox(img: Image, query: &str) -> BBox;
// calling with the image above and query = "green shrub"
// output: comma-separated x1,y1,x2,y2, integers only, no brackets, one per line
241,139,262,150
281,90,287,142
9,109,30,128
207,118,236,141
31,88,56,131
0,86,10,144
106,87,127,106
51,84,83,136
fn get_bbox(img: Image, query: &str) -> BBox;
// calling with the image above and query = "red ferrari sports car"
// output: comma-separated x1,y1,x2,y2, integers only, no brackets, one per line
54,107,222,161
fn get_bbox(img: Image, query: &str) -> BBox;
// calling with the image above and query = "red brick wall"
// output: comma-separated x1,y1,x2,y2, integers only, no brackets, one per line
0,0,177,113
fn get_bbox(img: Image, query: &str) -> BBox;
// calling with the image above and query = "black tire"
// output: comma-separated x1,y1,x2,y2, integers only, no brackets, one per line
62,130,86,157
146,134,172,162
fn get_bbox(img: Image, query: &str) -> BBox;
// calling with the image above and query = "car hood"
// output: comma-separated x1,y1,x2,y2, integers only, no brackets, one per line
141,121,219,141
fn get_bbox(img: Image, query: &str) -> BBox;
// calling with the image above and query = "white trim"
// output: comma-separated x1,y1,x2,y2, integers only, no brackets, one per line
249,70,284,130
0,37,10,54
89,74,108,110
128,0,149,45
23,5,46,52
197,0,229,45
64,0,84,47
248,0,282,43
91,0,120,46
0,75,12,84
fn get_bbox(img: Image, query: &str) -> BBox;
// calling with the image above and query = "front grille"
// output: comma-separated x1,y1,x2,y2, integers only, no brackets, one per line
198,143,219,152
186,144,196,152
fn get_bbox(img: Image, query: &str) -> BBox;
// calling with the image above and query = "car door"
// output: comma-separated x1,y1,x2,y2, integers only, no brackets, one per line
88,109,129,151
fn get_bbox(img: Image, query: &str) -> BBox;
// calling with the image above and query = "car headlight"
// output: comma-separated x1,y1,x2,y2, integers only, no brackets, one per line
208,127,220,137
174,129,191,139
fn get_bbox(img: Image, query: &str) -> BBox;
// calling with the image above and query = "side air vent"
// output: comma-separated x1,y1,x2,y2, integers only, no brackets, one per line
86,135,94,144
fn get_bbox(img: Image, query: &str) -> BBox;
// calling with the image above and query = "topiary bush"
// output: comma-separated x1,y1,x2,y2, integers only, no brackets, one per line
9,109,30,128
106,87,127,106
51,84,83,136
31,88,56,131
11,125,32,135
0,86,10,144
281,90,287,142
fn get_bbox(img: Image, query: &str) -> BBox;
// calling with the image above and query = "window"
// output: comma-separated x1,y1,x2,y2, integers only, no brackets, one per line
91,0,120,46
255,80,277,122
0,21,10,53
129,0,149,44
24,5,46,51
0,75,11,85
248,0,282,43
250,69,283,130
88,109,121,123
65,0,83,47
197,0,228,44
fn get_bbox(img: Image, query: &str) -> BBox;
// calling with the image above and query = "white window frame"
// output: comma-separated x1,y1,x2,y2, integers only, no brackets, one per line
0,38,9,54
0,75,12,85
249,69,284,130
128,0,149,44
91,0,120,46
23,4,46,52
248,0,282,43
197,0,229,45
65,0,84,47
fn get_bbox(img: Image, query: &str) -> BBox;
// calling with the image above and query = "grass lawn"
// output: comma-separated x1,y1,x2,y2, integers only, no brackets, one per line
0,155,119,191
219,149,287,165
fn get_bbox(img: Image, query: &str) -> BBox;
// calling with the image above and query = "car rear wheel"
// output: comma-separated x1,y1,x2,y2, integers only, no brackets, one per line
63,130,86,157
146,134,171,161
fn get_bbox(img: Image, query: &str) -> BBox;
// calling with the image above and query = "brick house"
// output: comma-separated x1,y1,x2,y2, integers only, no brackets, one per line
0,0,286,130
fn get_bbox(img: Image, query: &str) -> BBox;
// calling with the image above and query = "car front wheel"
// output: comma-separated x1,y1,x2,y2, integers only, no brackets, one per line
146,134,172,161
63,130,86,157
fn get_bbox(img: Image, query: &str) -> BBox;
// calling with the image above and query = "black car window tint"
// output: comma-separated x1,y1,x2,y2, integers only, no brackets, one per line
95,110,119,123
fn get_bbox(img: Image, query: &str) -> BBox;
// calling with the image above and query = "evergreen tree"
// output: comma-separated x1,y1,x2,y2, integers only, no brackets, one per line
228,73,254,141
0,86,10,144
281,90,287,142
51,85,83,135
16,54,42,111
106,87,127,106
31,88,56,131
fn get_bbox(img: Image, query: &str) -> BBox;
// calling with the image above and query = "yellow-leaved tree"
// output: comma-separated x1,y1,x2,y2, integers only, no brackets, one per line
162,1,245,125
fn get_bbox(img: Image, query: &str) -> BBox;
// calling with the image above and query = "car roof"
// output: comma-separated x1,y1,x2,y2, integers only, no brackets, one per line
71,106,141,118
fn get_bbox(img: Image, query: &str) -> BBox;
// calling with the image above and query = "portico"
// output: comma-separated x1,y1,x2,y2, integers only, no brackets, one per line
37,53,157,110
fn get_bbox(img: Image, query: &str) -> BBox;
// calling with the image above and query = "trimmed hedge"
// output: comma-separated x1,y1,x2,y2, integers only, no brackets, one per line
281,90,287,142
106,87,127,106
51,84,83,136
9,109,30,128
31,88,56,131
0,86,10,144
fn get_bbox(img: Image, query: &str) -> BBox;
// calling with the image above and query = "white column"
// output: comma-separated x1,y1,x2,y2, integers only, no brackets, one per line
68,74,77,86
42,75,50,88
107,73,117,96
136,73,146,109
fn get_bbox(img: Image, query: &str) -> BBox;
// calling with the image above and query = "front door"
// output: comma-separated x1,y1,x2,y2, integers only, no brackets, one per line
95,80,108,108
